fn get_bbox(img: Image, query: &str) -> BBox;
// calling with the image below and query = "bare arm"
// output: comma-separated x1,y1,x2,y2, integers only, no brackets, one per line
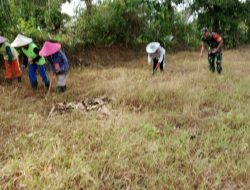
213,38,223,53
212,34,223,53
200,42,205,57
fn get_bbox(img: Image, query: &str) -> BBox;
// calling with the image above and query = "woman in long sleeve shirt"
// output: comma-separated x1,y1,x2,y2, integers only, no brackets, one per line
0,36,22,83
11,34,50,90
146,42,166,74
39,41,69,93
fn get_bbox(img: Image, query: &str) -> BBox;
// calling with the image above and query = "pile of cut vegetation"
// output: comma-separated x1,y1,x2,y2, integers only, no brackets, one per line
47,96,112,117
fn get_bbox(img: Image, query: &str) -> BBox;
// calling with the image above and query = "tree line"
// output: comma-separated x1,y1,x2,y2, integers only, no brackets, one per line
0,0,250,50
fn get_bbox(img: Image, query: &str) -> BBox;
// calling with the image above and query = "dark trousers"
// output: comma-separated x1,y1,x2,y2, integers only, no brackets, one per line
208,48,222,74
153,57,164,72
28,63,50,89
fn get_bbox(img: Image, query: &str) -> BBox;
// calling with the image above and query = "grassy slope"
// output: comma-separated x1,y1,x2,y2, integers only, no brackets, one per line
0,47,250,189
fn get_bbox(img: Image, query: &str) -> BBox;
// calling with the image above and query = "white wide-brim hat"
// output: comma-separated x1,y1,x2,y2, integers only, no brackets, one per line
0,36,6,44
146,42,160,54
11,34,33,47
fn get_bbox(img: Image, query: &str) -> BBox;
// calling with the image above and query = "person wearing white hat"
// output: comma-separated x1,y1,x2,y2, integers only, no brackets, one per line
146,42,166,74
0,36,22,84
11,34,50,90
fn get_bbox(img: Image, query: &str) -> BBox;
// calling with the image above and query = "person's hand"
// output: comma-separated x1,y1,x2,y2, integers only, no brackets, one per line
28,58,33,64
21,64,26,71
212,48,218,54
54,63,60,73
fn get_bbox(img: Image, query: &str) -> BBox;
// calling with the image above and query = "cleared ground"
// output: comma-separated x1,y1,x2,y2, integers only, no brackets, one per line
0,47,250,189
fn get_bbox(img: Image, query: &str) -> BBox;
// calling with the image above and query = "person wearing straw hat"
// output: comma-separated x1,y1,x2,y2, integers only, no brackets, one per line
200,27,223,74
11,34,50,90
39,41,69,93
146,42,166,75
0,36,22,84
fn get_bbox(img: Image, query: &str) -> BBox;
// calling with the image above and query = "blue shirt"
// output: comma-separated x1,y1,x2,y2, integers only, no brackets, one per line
47,50,69,74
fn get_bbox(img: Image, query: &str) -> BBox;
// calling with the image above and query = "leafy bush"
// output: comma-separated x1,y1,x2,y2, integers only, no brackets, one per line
0,0,250,51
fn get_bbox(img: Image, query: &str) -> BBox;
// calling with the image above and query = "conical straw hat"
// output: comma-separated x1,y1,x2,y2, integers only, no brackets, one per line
39,41,61,57
11,34,33,47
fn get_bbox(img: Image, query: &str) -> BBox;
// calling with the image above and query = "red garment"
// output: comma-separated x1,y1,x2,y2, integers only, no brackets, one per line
4,59,22,79
213,33,222,42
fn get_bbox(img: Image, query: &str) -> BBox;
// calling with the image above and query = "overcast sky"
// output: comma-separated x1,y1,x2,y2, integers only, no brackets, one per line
61,0,83,16
62,0,247,17
61,0,186,17
61,0,99,16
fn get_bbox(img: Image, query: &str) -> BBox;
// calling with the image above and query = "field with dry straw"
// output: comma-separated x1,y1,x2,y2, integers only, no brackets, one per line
0,46,250,189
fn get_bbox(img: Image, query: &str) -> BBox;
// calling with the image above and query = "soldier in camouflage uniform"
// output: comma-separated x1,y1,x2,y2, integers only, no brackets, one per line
200,27,223,74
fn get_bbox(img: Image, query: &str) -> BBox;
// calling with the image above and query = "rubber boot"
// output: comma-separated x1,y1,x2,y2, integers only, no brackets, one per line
45,81,50,89
56,86,66,93
62,85,67,92
5,79,12,85
32,82,38,90
217,63,222,74
17,77,22,83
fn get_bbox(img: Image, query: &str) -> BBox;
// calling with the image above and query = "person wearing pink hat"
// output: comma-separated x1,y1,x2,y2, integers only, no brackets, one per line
0,36,22,84
39,41,69,93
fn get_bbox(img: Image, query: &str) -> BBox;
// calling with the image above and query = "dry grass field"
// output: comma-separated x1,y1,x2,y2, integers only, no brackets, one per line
0,47,250,189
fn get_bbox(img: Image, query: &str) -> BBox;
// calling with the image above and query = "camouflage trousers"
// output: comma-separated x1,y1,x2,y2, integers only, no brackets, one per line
208,48,222,74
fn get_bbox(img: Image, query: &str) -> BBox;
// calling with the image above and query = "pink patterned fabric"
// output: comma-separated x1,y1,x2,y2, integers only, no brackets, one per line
39,41,61,57
0,36,6,44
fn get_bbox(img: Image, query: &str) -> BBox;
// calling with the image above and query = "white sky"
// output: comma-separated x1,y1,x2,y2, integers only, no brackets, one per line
62,0,187,17
62,0,247,17
61,0,83,17
61,0,99,17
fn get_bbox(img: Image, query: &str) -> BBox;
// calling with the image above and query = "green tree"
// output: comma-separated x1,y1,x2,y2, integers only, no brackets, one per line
190,0,249,47
74,0,184,47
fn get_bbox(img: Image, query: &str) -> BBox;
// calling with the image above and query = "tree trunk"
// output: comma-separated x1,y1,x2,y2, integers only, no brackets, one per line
84,0,92,14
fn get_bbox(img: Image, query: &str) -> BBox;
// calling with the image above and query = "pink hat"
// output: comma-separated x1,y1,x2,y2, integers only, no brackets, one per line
0,36,6,44
39,41,61,57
